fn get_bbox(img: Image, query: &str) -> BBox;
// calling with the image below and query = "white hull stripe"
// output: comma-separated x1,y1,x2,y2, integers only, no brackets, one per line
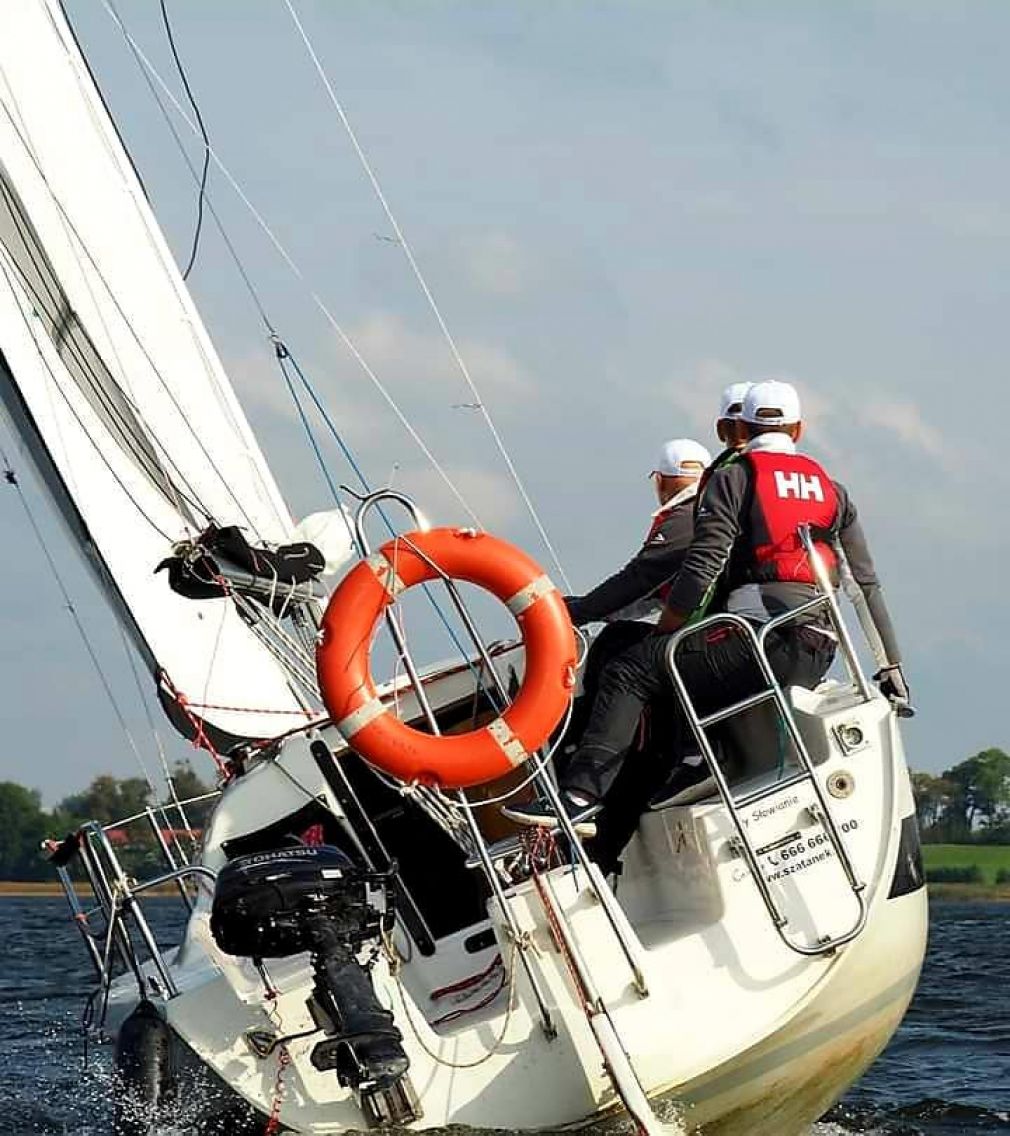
337,697,386,740
486,717,529,767
505,574,554,617
366,552,407,600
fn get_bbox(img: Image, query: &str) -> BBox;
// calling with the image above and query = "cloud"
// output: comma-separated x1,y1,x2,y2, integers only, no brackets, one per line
664,357,742,436
340,312,533,406
920,200,1010,238
856,399,943,459
455,231,537,296
395,464,523,532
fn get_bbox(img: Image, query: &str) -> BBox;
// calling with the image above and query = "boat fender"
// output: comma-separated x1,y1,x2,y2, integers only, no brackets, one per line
113,1000,175,1135
316,527,577,789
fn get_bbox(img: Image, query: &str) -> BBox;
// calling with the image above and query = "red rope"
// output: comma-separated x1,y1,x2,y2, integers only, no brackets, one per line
430,953,502,1001
263,1045,291,1136
525,830,592,1006
174,692,227,774
430,960,508,1027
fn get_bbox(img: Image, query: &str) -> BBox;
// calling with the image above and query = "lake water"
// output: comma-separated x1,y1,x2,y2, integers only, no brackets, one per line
0,897,1006,1135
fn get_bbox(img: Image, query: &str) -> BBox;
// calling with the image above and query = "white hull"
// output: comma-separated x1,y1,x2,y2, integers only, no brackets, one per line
106,666,927,1135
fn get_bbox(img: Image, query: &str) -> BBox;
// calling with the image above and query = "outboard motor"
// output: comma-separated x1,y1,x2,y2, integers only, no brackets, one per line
210,846,409,1094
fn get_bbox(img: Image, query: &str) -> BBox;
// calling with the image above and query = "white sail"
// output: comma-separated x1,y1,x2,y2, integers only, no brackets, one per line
0,0,313,744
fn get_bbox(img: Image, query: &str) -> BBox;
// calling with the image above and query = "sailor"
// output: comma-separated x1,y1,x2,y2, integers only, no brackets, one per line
560,438,711,753
505,379,909,834
696,381,752,504
565,437,712,628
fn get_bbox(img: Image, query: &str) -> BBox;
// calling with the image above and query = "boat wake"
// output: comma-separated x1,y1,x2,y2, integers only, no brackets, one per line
816,1099,1010,1134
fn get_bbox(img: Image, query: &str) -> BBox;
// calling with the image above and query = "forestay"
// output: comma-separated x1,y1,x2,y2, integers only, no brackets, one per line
0,0,310,743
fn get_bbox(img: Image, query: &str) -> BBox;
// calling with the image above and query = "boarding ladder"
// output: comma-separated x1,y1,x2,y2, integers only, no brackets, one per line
349,490,665,1136
663,526,876,956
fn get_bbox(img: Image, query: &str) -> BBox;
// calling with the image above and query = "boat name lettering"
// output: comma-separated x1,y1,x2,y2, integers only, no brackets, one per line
750,795,799,823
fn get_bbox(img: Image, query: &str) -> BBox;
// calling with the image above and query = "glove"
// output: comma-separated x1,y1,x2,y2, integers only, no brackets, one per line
874,664,915,718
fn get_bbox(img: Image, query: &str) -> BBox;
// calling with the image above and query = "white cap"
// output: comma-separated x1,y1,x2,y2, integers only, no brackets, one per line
718,381,752,420
742,379,802,425
652,438,712,478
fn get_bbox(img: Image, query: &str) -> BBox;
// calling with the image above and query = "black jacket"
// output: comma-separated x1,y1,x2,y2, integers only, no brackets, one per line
664,456,901,664
566,495,696,626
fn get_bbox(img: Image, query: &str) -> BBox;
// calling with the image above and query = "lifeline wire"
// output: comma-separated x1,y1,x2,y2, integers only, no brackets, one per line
283,0,572,592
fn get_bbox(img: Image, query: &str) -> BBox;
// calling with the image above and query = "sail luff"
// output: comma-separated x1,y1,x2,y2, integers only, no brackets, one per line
0,0,319,744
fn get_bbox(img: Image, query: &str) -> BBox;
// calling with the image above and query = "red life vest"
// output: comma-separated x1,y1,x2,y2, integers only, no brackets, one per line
643,500,685,603
742,450,839,584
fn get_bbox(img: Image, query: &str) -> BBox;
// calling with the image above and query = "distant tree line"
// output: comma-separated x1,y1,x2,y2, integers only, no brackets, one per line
2,748,1007,879
911,748,1010,844
0,761,215,881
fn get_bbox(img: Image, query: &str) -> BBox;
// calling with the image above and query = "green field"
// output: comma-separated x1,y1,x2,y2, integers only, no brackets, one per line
923,843,1010,884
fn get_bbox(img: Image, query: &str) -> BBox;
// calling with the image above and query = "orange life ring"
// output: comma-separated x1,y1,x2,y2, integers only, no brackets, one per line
316,528,576,789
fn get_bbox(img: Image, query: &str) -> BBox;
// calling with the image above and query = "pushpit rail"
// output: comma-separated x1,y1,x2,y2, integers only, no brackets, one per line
346,492,651,1017
348,488,660,1129
663,525,872,957
46,797,218,1006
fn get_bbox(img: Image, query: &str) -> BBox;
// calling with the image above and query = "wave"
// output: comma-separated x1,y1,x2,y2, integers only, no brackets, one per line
821,1098,1010,1134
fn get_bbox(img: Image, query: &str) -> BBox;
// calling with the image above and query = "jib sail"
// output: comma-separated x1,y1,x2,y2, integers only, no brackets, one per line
0,1,312,746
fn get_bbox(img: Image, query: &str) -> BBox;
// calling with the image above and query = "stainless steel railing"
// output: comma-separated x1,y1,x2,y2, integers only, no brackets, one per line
48,794,218,1007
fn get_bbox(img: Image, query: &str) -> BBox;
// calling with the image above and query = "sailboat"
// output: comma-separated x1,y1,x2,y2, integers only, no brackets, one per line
0,3,928,1134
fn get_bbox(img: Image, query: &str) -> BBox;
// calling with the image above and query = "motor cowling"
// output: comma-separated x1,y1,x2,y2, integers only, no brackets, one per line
210,846,409,1093
210,845,388,958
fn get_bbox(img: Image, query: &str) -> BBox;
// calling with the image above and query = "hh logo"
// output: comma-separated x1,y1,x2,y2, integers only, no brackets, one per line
774,470,824,502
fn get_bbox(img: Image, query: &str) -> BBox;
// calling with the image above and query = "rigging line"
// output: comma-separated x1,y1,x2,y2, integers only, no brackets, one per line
101,4,299,546
229,590,320,688
14,198,201,531
111,18,274,334
0,242,182,539
1,450,160,796
50,7,288,542
157,0,210,281
118,621,196,865
117,621,180,799
0,221,207,524
283,0,572,591
0,97,266,539
0,76,207,528
230,597,320,700
278,342,487,674
0,252,176,542
274,343,346,514
96,0,482,530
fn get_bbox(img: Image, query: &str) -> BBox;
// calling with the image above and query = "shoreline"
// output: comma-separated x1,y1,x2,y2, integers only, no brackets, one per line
4,880,1010,901
0,880,181,898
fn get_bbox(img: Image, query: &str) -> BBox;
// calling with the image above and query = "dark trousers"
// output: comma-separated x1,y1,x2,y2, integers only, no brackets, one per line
563,624,835,802
561,621,655,752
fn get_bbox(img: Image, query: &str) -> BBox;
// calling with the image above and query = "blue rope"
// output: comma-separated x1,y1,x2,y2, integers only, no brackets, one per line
274,340,346,508
273,340,496,700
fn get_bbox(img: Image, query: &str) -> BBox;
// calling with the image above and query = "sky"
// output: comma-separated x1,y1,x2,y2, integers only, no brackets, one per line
0,0,1006,805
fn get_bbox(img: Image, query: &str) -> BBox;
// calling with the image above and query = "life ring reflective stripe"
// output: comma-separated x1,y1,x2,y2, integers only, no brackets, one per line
316,528,577,789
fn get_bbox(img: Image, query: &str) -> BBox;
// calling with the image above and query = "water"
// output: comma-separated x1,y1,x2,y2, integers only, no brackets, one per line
0,897,1006,1135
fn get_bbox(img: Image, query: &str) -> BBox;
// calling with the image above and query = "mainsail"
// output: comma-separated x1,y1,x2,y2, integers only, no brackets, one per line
0,0,313,745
